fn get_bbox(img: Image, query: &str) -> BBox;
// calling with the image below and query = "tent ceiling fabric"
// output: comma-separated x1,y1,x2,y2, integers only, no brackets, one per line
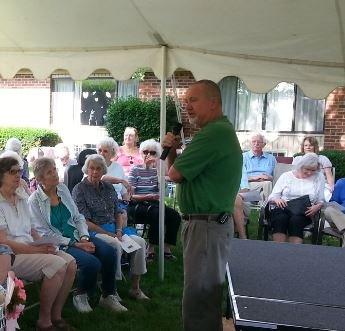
0,0,344,98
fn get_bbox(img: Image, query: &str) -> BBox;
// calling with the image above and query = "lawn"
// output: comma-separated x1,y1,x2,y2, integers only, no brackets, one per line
18,209,340,330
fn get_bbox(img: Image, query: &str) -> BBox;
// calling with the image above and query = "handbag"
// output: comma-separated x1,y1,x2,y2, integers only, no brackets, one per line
285,195,312,216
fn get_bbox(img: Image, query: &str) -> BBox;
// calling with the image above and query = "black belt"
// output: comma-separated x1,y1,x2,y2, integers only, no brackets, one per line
182,214,221,222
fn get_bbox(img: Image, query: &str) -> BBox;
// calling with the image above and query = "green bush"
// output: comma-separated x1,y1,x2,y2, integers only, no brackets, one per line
0,127,62,156
294,150,345,181
105,96,178,143
319,150,345,181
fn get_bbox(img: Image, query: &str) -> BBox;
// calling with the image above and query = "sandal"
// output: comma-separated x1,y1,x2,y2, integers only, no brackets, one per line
52,319,76,331
146,252,155,262
164,252,177,261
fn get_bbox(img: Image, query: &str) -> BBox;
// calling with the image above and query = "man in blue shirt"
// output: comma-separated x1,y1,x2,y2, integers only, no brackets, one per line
240,133,276,200
324,178,345,246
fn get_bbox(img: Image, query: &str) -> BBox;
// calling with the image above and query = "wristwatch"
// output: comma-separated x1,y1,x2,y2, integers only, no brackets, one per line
80,235,90,241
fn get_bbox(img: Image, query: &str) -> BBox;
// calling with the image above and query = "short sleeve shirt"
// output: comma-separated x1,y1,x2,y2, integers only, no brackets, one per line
0,190,33,243
173,116,242,214
240,151,277,189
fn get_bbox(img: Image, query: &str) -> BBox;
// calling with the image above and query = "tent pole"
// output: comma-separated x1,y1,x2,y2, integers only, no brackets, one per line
158,45,167,281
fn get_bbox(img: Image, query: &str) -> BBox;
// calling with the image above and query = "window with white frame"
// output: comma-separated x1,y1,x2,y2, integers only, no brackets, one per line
51,76,139,127
219,77,325,133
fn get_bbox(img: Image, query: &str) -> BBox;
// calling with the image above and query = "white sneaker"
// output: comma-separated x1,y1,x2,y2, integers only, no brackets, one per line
73,293,93,313
99,295,128,312
114,290,122,302
129,289,150,300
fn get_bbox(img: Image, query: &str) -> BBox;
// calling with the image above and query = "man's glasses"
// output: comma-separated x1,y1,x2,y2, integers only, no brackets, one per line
7,168,21,176
142,150,157,156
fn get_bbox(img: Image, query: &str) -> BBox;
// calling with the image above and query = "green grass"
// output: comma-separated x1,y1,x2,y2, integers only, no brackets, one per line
20,242,184,331
19,209,341,330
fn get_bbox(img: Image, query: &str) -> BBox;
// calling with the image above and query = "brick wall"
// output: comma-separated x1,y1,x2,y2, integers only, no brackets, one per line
324,87,345,150
0,74,50,88
139,71,196,137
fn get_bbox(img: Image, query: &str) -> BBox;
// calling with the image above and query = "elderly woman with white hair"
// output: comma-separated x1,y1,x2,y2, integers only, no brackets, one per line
5,137,30,184
28,157,122,314
96,137,148,295
268,153,325,244
72,154,149,301
128,139,181,261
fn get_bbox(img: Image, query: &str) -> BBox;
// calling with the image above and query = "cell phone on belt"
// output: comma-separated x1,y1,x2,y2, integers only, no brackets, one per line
216,212,230,224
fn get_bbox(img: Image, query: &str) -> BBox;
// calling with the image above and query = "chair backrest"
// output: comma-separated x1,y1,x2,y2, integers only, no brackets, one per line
273,163,293,186
275,156,293,164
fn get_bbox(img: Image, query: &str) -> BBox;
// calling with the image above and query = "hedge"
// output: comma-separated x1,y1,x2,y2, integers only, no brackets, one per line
294,150,345,181
105,96,178,143
0,128,62,156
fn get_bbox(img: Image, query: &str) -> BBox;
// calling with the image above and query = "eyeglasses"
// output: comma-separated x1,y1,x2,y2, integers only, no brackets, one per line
142,150,157,156
7,168,21,176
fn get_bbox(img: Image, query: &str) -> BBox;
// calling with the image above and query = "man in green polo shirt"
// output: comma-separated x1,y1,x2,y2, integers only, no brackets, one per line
163,80,242,331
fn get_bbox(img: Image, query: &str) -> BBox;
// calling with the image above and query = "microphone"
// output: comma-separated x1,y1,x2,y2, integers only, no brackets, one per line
160,122,183,160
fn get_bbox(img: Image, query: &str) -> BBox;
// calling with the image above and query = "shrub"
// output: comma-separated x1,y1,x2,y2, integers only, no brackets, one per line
0,127,62,156
319,150,345,181
294,150,345,181
105,96,178,143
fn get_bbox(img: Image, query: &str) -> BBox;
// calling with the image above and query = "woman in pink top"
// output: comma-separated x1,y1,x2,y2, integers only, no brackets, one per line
115,127,143,177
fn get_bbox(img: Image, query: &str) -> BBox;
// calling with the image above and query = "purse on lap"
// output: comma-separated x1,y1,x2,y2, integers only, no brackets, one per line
285,195,312,216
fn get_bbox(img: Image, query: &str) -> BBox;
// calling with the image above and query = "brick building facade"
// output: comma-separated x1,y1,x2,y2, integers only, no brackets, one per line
0,71,344,152
324,87,345,150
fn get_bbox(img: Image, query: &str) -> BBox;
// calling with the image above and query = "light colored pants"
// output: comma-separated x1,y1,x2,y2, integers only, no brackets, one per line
324,205,345,232
95,234,147,280
249,181,273,201
181,217,234,331
12,251,74,281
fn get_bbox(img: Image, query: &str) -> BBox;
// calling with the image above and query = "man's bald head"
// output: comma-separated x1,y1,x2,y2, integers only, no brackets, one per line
191,80,222,106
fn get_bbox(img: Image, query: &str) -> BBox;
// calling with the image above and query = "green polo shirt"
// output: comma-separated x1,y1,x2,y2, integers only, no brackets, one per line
174,116,242,214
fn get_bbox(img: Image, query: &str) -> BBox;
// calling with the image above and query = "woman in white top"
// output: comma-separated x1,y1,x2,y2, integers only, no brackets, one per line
268,153,325,244
292,136,334,201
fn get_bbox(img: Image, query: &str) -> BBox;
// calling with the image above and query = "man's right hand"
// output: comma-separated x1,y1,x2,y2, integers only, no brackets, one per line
74,242,95,253
162,132,181,151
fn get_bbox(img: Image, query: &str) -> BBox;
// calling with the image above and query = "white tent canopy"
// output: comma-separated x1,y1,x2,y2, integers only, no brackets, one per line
1,0,345,98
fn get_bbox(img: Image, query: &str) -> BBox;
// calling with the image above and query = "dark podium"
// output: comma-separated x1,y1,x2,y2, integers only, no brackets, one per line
226,239,345,330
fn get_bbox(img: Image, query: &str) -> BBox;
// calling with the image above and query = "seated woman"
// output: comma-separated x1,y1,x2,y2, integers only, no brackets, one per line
268,153,325,244
128,139,181,261
0,156,76,331
0,150,31,197
293,136,334,201
72,154,149,300
116,127,143,177
28,157,126,313
96,138,148,296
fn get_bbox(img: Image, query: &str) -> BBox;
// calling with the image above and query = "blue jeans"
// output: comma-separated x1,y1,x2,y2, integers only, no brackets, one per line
66,236,117,296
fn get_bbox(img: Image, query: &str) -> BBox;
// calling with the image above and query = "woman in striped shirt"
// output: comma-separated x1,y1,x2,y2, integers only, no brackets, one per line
128,139,181,262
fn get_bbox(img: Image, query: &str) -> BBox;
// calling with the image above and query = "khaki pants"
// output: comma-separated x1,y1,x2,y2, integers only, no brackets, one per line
12,251,74,281
249,181,273,201
181,218,234,331
95,234,147,280
324,205,345,232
